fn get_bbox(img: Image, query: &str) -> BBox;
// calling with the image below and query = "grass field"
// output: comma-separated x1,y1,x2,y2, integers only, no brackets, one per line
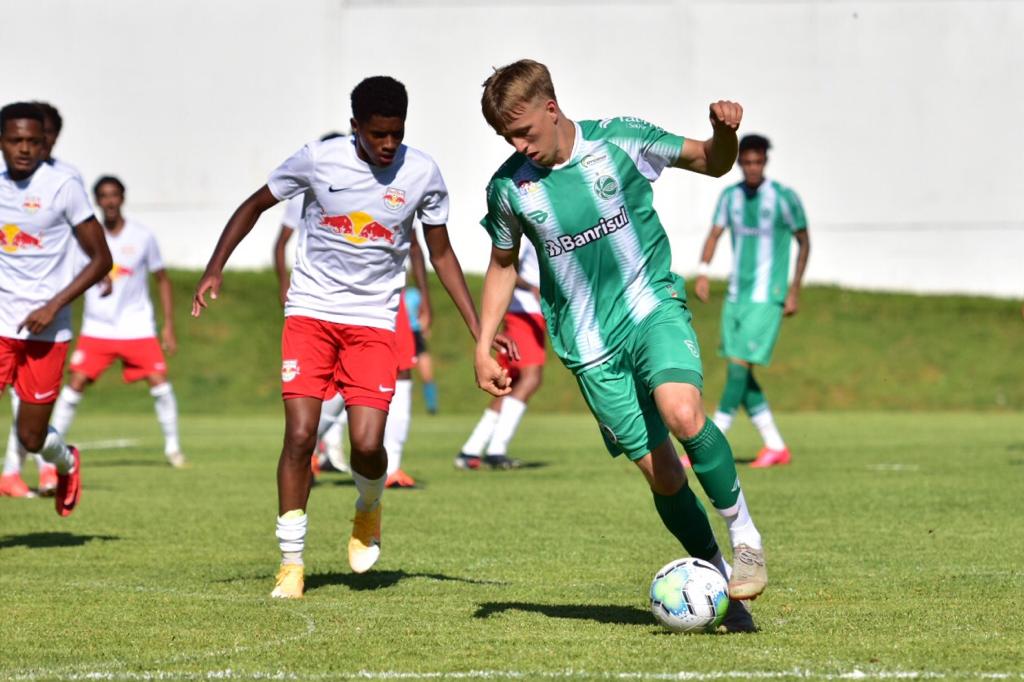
2,411,1023,680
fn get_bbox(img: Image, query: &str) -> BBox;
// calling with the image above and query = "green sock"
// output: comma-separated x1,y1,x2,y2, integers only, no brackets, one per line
743,369,768,415
717,362,749,416
680,419,741,510
652,484,720,561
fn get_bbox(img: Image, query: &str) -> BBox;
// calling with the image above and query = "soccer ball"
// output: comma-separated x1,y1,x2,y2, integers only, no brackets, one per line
649,557,730,633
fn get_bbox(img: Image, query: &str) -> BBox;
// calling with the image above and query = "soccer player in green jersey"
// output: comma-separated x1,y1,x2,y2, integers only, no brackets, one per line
473,60,767,627
695,134,810,468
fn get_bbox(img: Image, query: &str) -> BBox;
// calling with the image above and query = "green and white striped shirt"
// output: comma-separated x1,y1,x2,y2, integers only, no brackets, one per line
712,179,807,305
482,116,686,372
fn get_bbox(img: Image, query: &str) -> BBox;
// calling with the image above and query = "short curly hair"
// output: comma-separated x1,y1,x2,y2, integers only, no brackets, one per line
351,76,407,123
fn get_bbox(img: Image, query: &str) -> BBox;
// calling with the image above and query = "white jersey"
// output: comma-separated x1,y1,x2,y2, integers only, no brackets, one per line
267,136,449,331
80,220,164,339
0,163,93,342
509,238,542,315
281,194,304,231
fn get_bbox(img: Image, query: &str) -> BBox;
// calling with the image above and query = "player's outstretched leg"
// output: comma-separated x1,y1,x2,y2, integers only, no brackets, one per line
347,406,388,573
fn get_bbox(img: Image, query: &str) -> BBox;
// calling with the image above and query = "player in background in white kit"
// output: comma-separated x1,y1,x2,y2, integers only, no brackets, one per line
0,102,112,514
456,238,546,470
47,176,185,467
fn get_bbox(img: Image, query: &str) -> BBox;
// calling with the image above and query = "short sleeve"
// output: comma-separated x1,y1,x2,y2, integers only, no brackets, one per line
58,177,95,228
417,161,449,226
281,194,304,230
267,144,315,201
479,179,522,250
598,117,685,182
779,188,808,232
144,231,164,272
712,188,732,227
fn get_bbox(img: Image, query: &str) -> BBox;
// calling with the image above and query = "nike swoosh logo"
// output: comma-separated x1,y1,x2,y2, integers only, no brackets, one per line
328,185,346,193
34,390,56,400
378,385,394,393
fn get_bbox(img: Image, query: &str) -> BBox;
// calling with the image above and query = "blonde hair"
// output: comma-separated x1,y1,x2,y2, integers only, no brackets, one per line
481,59,557,132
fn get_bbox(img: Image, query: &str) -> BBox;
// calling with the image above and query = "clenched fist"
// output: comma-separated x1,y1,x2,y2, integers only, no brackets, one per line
709,100,743,132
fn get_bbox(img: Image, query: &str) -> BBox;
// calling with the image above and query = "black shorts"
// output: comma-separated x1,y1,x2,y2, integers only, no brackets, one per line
413,330,427,355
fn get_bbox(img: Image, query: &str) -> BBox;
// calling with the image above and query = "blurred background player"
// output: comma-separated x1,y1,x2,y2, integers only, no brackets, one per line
47,175,186,468
2,101,83,495
695,134,810,468
456,238,545,470
402,285,439,414
0,102,112,513
193,76,503,598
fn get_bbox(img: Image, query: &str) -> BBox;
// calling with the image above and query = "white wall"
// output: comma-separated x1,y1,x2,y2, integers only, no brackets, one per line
7,0,1023,297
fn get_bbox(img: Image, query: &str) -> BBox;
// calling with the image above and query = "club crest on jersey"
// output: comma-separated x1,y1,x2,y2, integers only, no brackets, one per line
593,175,618,199
383,187,406,211
281,359,300,383
320,212,396,245
22,196,41,214
517,180,540,197
0,224,42,253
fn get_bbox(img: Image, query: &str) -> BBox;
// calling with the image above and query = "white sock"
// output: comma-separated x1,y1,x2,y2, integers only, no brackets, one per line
750,407,785,450
486,396,527,456
712,410,734,433
275,509,307,565
50,385,83,438
716,490,762,550
461,408,499,456
317,393,345,440
150,383,181,455
37,427,75,475
3,392,23,476
383,379,412,475
352,471,385,512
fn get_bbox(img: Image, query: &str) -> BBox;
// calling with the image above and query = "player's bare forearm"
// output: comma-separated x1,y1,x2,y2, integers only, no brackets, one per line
674,101,742,177
791,230,811,292
273,226,293,304
204,185,278,275
409,233,432,314
476,247,518,359
422,225,478,339
701,227,724,264
155,270,175,333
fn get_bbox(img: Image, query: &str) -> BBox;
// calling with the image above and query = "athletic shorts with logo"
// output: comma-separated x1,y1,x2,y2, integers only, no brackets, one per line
70,336,167,382
575,300,703,461
395,295,417,372
719,300,784,366
281,315,397,411
0,338,69,404
497,312,546,381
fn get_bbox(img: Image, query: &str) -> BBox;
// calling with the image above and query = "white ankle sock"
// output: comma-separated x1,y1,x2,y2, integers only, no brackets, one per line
150,383,181,455
276,509,307,565
461,409,499,456
712,410,734,433
383,379,412,475
4,392,24,476
50,385,82,438
486,397,526,456
352,471,385,512
716,490,762,550
38,427,74,475
750,407,785,450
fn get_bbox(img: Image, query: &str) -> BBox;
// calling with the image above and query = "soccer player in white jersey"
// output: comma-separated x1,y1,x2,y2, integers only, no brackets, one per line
473,60,766,631
193,77,507,599
695,134,810,468
456,238,546,470
47,175,186,467
0,102,112,514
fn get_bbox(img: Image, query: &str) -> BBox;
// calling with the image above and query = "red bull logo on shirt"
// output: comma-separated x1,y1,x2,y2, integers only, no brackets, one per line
0,224,43,253
108,264,135,282
320,211,396,246
383,187,406,211
22,196,42,214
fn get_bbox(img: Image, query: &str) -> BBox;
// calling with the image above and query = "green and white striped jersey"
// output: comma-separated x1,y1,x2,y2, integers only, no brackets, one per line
712,179,807,305
481,116,686,372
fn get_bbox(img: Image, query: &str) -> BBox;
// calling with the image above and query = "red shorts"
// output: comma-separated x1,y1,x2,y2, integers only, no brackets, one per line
281,315,397,411
498,312,547,380
0,337,69,404
70,336,168,383
395,295,417,372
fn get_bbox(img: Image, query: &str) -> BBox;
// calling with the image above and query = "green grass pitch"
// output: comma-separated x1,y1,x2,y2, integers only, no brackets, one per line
2,411,1022,680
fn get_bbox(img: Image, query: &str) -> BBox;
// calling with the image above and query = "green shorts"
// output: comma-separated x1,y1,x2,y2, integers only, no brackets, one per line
719,300,784,366
575,300,704,461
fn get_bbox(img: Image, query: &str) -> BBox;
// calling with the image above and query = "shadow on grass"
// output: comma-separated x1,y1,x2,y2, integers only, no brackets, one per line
0,532,119,550
474,601,651,625
305,569,502,593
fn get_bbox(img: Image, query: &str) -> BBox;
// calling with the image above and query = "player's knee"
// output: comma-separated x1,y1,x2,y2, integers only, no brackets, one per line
348,437,383,461
283,422,317,459
665,403,704,440
16,426,45,454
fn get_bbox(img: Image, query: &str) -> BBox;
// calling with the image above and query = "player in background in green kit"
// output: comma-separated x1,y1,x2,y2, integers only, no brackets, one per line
694,135,810,468
473,59,765,631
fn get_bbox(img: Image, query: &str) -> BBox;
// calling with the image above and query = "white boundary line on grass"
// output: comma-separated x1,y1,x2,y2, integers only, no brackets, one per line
77,438,141,450
6,668,1024,681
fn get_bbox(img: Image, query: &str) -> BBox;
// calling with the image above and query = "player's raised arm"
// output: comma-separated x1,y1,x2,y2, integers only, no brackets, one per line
674,100,743,178
192,185,279,317
474,244,519,397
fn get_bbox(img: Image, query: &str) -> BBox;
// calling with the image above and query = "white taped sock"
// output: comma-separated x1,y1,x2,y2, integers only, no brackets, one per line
461,408,499,456
717,490,762,550
38,427,74,475
50,385,82,439
751,407,785,450
150,383,181,455
712,410,734,433
352,471,385,513
276,509,307,565
383,379,412,475
486,396,527,456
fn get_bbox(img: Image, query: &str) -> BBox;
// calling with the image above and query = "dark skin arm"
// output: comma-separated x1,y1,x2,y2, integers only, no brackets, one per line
674,101,743,178
193,185,279,316
408,233,432,332
152,269,177,355
784,229,811,316
19,217,112,334
273,225,294,307
694,225,726,303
